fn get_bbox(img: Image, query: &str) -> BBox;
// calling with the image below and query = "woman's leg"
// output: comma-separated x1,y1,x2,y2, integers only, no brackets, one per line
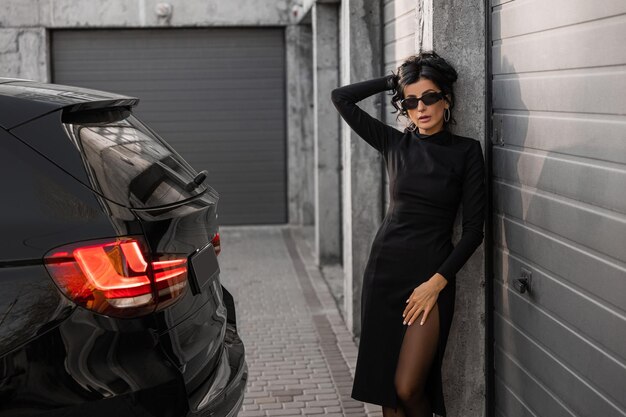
383,406,406,417
394,301,440,417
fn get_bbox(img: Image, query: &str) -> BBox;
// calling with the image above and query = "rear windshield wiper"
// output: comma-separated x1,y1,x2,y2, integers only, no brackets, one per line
185,170,208,191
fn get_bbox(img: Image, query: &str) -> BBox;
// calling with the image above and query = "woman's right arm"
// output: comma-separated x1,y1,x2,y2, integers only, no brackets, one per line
330,75,402,154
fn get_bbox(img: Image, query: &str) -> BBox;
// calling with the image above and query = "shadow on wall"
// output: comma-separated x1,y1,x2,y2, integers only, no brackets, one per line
492,56,531,400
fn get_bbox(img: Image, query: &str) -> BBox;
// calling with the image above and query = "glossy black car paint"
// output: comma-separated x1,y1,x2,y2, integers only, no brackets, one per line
0,79,247,416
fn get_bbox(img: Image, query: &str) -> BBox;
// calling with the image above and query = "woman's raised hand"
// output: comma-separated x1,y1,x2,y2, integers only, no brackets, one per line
385,73,399,91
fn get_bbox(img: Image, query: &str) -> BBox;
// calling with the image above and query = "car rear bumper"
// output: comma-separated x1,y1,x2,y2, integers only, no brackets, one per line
0,307,247,417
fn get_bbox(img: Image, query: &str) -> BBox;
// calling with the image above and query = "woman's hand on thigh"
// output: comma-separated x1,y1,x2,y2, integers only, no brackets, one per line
402,280,441,326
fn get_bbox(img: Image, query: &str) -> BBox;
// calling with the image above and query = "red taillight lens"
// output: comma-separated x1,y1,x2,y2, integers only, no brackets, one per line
211,232,221,256
44,237,188,317
153,257,188,309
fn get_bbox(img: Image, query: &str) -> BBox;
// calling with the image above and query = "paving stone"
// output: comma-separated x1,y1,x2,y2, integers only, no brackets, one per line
303,388,337,395
244,392,271,399
271,410,304,416
293,395,316,402
302,408,325,415
260,403,283,410
255,397,277,404
316,393,339,400
306,400,342,407
283,401,306,409
326,406,343,413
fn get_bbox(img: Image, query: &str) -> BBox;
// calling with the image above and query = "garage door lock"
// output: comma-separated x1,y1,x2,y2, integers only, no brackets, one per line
514,267,532,294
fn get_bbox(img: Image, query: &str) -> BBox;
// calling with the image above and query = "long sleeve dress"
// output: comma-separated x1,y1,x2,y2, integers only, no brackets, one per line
331,75,486,416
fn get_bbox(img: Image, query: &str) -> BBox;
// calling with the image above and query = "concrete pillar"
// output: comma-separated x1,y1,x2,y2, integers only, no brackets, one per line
313,1,341,265
339,0,384,336
418,0,488,415
286,24,315,226
0,28,49,82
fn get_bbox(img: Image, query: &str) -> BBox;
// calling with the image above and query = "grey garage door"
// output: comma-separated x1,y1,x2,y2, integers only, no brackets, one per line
52,28,287,225
490,1,626,416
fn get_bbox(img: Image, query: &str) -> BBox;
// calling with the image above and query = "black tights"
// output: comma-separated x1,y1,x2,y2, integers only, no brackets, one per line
382,302,440,417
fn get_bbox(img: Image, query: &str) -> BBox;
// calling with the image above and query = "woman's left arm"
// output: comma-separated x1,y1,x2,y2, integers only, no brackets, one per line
435,140,487,282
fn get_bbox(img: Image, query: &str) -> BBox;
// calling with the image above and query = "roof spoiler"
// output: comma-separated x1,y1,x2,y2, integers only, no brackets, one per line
62,105,134,124
62,97,139,113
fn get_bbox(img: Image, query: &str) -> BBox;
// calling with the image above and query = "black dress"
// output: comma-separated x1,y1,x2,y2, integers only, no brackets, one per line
331,76,486,416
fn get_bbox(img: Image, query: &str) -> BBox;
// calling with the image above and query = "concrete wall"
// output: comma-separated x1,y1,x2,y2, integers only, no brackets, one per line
339,0,385,336
286,23,315,226
430,1,487,415
0,0,293,28
0,0,315,227
0,28,48,82
312,2,342,265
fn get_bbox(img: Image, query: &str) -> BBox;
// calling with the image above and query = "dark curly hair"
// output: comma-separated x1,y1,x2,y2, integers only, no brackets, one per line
389,50,459,131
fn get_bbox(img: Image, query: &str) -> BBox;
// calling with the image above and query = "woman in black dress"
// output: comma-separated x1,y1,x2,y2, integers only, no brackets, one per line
331,51,486,417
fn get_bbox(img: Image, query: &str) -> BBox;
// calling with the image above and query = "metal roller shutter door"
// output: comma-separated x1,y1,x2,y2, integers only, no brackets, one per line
490,1,626,416
52,28,287,225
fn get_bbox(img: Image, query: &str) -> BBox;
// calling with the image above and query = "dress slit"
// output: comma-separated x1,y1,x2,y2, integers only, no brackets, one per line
391,302,445,416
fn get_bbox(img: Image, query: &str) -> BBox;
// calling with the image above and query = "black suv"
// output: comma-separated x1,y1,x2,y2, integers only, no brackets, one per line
0,78,247,416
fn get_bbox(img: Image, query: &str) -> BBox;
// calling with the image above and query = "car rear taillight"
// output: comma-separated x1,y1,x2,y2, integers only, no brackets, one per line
211,232,221,256
44,237,188,317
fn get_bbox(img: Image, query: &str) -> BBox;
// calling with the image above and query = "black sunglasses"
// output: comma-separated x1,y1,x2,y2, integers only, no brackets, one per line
400,91,445,110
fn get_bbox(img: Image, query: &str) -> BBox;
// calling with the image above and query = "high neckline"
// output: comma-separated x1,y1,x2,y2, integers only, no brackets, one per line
412,128,451,143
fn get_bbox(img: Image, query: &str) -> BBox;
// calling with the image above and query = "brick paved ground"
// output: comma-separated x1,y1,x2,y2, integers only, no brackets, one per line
218,226,383,417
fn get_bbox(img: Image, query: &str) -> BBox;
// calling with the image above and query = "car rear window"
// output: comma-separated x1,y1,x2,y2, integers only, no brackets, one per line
62,108,207,209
